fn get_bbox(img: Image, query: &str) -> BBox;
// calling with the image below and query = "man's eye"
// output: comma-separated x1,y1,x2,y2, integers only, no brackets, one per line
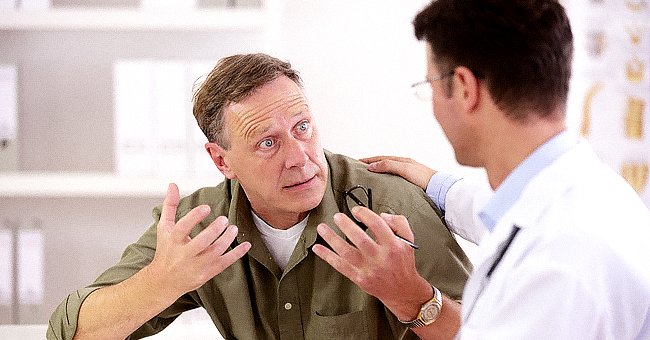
297,121,310,133
259,139,274,149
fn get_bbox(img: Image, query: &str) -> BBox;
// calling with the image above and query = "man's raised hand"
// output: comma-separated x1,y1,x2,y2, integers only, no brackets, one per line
149,183,251,298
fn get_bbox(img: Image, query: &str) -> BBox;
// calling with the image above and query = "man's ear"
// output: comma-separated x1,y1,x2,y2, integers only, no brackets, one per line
205,142,237,179
453,66,481,114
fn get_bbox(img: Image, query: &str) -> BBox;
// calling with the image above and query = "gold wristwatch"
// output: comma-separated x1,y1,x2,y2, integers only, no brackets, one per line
399,285,443,328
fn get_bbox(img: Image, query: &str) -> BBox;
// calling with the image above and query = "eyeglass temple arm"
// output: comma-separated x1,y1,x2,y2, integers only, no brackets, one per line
347,188,372,210
347,191,367,208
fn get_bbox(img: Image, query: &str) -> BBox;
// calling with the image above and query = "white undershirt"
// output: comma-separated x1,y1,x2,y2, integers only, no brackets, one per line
251,212,308,271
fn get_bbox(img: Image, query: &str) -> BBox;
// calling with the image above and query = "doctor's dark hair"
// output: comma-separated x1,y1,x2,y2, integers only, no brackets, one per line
414,0,573,120
192,53,303,149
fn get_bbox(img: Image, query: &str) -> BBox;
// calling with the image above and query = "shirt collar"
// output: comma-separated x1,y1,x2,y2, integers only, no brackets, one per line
229,150,341,277
478,130,578,232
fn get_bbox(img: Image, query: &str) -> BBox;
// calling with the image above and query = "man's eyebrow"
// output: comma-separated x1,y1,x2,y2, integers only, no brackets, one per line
261,111,309,133
247,109,310,141
291,110,309,120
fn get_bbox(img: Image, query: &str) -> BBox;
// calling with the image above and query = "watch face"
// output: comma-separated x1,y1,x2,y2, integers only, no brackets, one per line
421,304,441,323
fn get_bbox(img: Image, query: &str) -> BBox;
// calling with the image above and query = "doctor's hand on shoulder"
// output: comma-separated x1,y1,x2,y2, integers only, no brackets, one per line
361,156,436,190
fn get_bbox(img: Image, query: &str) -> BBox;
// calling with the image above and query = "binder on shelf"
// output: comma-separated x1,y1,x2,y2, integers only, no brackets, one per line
114,59,222,181
17,227,44,305
0,227,13,306
152,61,189,178
114,60,155,176
18,0,50,10
140,0,197,11
0,64,18,172
0,0,17,10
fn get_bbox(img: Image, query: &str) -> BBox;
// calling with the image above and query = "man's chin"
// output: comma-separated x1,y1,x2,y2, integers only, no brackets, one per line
285,186,326,212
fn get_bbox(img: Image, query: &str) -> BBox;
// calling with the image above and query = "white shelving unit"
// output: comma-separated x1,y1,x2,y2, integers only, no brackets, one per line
0,172,222,197
0,7,269,32
0,3,271,325
0,3,268,200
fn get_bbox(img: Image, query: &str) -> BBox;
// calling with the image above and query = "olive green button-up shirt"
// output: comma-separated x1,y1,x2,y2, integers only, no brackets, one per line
48,151,472,340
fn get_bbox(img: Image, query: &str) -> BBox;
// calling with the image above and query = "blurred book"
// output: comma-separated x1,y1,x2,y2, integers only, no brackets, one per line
114,60,155,176
0,64,18,172
114,59,218,179
0,227,13,306
0,0,17,10
141,0,196,11
52,0,138,8
18,0,50,10
17,227,44,305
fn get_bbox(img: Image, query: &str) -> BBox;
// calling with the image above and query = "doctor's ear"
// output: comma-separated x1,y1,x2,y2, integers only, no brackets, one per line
205,142,236,179
452,66,481,113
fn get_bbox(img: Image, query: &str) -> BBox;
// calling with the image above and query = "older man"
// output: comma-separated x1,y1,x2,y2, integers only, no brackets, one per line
47,53,471,340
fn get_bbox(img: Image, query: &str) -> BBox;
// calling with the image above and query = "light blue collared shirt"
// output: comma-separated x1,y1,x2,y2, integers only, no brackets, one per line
427,130,579,232
426,172,462,212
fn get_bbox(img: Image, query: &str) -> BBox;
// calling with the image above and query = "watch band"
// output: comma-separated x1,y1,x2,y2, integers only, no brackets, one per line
403,316,429,328
399,285,443,328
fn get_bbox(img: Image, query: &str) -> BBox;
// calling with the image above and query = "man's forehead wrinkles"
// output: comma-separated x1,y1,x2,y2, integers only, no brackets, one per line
233,94,308,141
241,114,269,142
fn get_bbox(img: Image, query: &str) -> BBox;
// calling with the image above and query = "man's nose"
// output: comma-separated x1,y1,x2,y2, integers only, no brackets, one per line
284,138,308,169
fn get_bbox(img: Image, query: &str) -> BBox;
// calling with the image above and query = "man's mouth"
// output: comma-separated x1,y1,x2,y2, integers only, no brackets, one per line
284,175,316,189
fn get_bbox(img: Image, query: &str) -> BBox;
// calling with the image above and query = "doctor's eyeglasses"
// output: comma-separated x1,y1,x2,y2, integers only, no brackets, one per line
411,70,454,101
344,185,419,249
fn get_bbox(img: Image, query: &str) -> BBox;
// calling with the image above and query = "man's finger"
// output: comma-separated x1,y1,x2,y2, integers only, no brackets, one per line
380,213,416,244
332,213,379,256
188,216,230,254
312,242,359,282
171,205,211,243
160,183,180,227
201,225,240,257
315,223,367,265
351,207,401,247
315,223,357,255
209,241,251,275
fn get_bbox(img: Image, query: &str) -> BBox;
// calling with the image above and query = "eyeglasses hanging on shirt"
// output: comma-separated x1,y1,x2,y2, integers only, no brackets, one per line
344,185,419,249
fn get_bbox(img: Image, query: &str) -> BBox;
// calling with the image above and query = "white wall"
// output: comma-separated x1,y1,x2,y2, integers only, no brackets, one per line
274,0,482,177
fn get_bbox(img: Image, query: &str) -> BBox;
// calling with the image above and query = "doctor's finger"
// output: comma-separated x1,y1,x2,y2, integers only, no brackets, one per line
368,160,433,190
359,155,415,164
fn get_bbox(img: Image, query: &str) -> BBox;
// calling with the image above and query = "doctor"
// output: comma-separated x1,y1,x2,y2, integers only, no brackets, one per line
313,0,650,339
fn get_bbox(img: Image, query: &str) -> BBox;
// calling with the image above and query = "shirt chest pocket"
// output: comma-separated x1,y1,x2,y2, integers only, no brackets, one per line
307,309,368,339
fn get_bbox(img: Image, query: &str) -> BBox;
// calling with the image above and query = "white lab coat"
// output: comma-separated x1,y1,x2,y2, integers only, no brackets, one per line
445,141,650,339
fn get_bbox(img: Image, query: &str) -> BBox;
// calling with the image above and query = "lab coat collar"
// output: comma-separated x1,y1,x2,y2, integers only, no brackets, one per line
478,130,579,232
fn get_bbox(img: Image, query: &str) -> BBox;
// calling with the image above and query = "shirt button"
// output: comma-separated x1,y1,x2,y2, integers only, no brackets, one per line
284,302,292,310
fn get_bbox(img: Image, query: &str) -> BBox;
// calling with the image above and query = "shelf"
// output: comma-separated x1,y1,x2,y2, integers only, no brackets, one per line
0,172,223,197
0,7,268,31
